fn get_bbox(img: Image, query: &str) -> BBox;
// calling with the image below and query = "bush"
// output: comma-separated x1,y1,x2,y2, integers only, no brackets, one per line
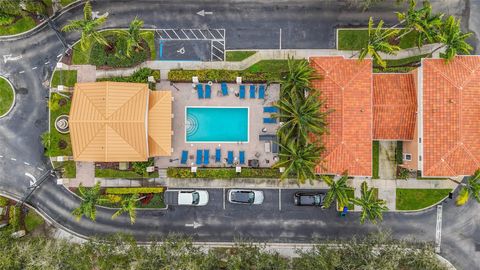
0,14,15,26
24,210,44,232
90,35,148,68
97,68,159,83
8,206,21,231
168,69,280,83
0,196,8,207
132,158,154,177
105,187,165,195
396,141,403,164
167,168,281,179
102,194,122,203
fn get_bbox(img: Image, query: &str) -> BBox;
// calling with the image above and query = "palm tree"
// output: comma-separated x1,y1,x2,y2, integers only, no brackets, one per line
358,17,401,68
454,169,480,206
273,92,329,144
72,182,107,221
323,172,350,209
351,181,388,224
433,15,473,62
273,141,322,185
112,194,141,224
62,1,109,51
115,17,150,58
396,0,443,47
281,58,318,101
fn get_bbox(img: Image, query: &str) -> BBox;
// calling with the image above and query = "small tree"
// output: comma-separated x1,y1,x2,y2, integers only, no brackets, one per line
72,182,107,221
434,15,473,62
112,194,141,224
351,181,388,224
322,172,350,209
281,58,317,101
454,169,480,206
115,17,150,58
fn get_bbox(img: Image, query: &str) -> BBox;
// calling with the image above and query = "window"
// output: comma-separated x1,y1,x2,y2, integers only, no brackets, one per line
404,153,412,161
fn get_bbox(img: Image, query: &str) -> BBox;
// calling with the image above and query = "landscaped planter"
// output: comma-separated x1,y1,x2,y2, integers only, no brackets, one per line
0,76,15,118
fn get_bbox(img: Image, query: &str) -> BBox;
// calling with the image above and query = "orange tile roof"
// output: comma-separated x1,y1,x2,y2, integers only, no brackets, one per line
70,82,150,162
422,56,480,176
310,56,373,176
148,91,172,156
373,72,417,140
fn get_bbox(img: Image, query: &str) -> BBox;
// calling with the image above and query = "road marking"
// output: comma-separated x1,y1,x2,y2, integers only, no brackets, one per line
278,189,282,211
57,54,62,58
3,54,23,63
37,167,44,171
24,162,30,166
223,188,226,210
44,61,50,65
197,10,213,16
279,28,282,50
25,172,37,186
3,73,9,77
0,155,3,158
19,70,25,74
32,66,37,70
435,204,443,253
185,221,203,229
10,158,16,161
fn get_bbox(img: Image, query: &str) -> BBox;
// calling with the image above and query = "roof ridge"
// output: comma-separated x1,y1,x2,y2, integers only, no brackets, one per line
460,143,480,169
428,61,465,90
107,86,148,121
458,63,480,90
75,85,107,120
342,60,371,89
311,58,345,89
74,123,106,159
107,124,146,159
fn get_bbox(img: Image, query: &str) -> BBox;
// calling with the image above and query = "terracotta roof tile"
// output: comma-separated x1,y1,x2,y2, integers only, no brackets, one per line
422,56,480,176
373,72,417,140
310,56,373,176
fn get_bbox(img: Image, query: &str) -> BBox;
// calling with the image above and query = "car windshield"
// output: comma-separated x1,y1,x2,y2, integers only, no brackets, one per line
192,192,200,205
233,191,254,203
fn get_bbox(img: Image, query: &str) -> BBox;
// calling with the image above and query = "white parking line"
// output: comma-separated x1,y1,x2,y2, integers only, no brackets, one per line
435,204,443,253
223,188,226,210
10,158,16,161
24,162,30,165
19,70,25,74
32,66,37,70
279,189,282,211
57,54,62,58
0,155,3,158
44,61,50,65
37,167,44,171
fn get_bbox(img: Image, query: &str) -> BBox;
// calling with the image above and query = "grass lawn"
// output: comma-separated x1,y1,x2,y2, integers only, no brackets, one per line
337,29,420,50
141,30,156,60
396,188,451,210
47,93,72,156
246,59,304,73
0,17,36,36
372,141,379,179
71,45,91,65
51,70,77,87
24,210,45,232
53,161,76,178
0,77,14,116
95,168,159,178
226,51,256,61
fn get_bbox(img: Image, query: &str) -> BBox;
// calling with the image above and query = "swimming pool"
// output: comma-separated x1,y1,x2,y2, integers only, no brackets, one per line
185,107,249,143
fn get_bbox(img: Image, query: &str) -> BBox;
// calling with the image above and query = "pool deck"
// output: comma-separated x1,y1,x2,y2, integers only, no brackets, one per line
154,82,280,169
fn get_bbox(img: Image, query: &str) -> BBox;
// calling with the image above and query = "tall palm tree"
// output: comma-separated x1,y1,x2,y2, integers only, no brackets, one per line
358,17,401,68
281,58,318,101
273,141,322,185
115,17,150,58
396,0,443,47
433,15,473,62
323,172,350,209
62,1,109,51
273,92,329,144
72,182,107,221
351,181,388,224
454,169,480,206
112,194,141,224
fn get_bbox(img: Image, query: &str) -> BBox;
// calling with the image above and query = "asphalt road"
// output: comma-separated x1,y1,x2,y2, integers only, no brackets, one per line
0,0,479,269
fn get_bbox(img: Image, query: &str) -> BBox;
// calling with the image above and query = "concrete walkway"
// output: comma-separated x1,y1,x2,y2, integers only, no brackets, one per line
379,141,397,179
94,45,442,80
68,162,95,187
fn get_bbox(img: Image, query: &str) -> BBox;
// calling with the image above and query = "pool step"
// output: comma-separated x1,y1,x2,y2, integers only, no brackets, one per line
158,169,168,179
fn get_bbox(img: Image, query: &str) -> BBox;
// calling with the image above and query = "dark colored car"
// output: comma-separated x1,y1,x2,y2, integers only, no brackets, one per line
294,192,325,206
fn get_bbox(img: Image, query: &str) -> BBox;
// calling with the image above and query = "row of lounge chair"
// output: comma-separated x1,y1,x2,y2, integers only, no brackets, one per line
197,84,212,99
239,85,266,99
180,149,245,165
263,106,278,124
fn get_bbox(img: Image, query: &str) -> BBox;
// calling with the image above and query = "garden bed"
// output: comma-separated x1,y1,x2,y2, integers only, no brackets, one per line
372,141,379,179
0,77,14,116
95,159,159,178
337,29,421,50
74,187,166,209
95,169,159,178
396,188,451,210
96,68,160,84
44,93,72,156
167,167,282,179
51,70,77,87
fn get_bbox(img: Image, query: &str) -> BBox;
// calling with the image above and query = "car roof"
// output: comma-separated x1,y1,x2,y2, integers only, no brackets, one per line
231,190,253,202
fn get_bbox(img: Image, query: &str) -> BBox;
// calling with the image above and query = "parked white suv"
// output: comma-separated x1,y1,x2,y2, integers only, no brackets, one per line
164,190,209,206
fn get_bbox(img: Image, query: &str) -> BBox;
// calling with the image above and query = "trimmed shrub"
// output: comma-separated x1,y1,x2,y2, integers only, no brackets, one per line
105,187,165,195
103,194,122,203
168,69,281,83
97,68,159,83
9,206,21,231
132,158,154,177
396,141,403,164
167,168,281,179
0,196,8,207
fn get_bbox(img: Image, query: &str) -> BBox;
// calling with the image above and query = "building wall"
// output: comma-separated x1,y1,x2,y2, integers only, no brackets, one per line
401,121,418,171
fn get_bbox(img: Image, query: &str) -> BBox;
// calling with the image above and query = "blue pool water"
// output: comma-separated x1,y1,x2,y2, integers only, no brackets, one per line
186,107,249,142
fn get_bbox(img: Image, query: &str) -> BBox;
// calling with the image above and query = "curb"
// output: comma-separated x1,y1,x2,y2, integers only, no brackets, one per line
0,75,16,118
0,0,84,41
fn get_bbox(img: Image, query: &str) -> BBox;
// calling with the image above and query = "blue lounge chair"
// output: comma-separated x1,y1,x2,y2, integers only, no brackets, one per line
239,151,245,164
181,150,188,164
205,84,211,98
221,83,228,96
197,84,204,99
203,149,209,165
263,117,277,124
263,106,278,113
227,151,234,165
249,85,256,98
215,148,221,163
258,85,265,99
239,85,245,99
196,149,203,165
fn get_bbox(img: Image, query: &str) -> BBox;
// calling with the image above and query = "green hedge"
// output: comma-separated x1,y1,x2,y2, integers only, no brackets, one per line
167,167,281,179
396,141,403,164
95,168,159,178
9,206,21,231
372,141,379,179
97,68,160,83
105,187,165,195
168,69,281,83
0,196,8,207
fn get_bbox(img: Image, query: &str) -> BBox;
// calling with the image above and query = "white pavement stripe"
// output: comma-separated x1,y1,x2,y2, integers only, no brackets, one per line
278,189,282,211
223,188,226,210
44,61,50,65
0,155,3,158
19,70,25,74
190,29,199,39
32,66,37,70
57,54,62,58
24,162,30,165
37,167,44,171
10,158,16,161
435,204,443,253
3,73,9,77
